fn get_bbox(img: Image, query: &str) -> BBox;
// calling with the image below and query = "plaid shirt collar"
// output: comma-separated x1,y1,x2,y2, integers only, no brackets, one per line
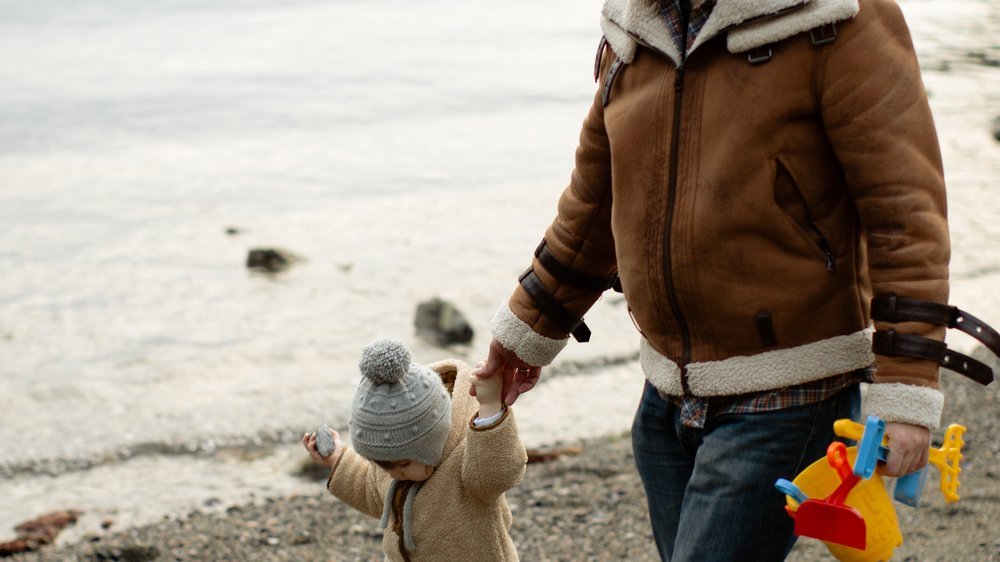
660,0,718,56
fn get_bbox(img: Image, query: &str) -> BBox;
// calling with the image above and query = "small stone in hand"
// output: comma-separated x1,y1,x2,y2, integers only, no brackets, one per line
316,423,335,457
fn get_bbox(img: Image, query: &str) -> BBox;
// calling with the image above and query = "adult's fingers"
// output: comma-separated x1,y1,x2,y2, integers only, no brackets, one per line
884,422,931,477
505,367,528,405
885,449,916,477
474,339,507,377
505,365,543,405
518,367,541,393
472,340,509,396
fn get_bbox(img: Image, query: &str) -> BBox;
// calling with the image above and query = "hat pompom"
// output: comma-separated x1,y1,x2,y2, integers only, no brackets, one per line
359,339,412,385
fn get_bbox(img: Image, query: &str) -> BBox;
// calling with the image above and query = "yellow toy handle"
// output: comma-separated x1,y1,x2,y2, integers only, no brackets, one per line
928,425,965,502
833,419,965,502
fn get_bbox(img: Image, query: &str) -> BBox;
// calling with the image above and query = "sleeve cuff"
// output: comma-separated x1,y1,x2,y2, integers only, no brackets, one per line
862,382,944,430
490,301,568,367
471,406,507,429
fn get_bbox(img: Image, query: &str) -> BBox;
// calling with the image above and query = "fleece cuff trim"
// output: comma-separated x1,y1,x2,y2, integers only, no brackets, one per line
490,301,568,367
863,382,944,430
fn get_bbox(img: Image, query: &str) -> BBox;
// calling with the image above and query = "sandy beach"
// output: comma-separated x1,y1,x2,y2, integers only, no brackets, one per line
6,366,999,562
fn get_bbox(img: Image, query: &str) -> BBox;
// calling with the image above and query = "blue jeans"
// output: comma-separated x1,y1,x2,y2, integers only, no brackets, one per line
631,381,861,562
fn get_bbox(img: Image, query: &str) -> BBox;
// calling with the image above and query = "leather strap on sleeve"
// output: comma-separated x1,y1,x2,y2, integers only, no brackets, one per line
872,330,993,386
518,268,591,343
533,240,618,292
870,294,998,386
871,295,1000,357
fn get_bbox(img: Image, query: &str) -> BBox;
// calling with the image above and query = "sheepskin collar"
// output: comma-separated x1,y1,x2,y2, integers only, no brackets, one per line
600,0,860,65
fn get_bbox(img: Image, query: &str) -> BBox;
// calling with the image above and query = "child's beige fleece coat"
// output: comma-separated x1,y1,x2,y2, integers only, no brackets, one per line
327,359,528,561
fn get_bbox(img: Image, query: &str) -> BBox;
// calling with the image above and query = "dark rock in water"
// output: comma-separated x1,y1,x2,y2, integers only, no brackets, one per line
993,116,1000,142
414,298,474,345
316,423,335,458
246,248,300,273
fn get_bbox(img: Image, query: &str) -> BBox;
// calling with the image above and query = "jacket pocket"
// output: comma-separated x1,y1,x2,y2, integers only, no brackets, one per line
772,157,836,272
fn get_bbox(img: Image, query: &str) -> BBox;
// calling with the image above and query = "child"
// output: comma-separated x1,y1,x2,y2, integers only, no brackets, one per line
303,339,527,561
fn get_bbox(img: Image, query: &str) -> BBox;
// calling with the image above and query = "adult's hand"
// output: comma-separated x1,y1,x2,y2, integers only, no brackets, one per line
883,421,930,477
471,338,542,406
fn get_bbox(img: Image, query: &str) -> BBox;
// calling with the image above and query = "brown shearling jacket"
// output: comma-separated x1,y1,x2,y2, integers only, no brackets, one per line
490,0,950,429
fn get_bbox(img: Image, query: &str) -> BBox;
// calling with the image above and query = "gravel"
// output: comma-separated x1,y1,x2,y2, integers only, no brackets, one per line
7,365,999,562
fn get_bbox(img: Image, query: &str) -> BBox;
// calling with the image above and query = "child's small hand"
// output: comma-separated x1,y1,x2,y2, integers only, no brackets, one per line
471,362,504,417
302,427,343,469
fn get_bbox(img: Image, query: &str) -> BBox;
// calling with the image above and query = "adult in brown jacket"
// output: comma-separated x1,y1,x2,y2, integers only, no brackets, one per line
306,352,527,561
474,0,949,559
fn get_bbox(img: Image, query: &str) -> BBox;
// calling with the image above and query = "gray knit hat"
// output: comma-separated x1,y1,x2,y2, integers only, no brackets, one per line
349,339,452,467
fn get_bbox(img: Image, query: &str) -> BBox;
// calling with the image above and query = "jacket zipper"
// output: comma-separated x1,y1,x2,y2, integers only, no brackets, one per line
798,189,835,272
610,0,817,395
666,65,692,394
793,182,836,272
667,10,693,395
815,227,836,272
777,159,836,272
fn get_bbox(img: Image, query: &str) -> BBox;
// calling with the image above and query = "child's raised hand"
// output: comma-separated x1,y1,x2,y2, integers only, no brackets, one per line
302,427,343,469
471,362,504,416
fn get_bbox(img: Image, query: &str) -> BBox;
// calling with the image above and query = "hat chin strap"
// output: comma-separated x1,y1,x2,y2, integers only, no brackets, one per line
379,479,425,554
379,480,398,530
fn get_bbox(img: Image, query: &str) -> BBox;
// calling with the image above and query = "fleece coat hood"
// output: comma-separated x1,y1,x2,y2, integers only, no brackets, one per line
328,360,527,561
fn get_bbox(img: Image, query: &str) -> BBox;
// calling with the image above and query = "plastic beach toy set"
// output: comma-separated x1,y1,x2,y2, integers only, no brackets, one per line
775,416,966,562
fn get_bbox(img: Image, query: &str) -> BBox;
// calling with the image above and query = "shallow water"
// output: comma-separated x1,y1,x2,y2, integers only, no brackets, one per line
1,0,998,541
0,0,624,471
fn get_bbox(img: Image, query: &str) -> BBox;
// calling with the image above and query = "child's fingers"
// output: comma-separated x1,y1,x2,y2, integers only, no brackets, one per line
302,432,319,453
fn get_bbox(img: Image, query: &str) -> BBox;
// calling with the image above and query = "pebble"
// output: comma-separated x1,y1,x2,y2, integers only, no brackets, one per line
315,424,335,458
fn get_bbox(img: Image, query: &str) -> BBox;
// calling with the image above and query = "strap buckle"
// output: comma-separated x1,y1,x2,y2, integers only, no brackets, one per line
747,46,773,65
810,23,838,46
519,268,591,343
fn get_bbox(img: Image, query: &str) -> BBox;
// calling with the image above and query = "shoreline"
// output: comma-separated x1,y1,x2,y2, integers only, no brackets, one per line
7,369,999,562
0,362,649,550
